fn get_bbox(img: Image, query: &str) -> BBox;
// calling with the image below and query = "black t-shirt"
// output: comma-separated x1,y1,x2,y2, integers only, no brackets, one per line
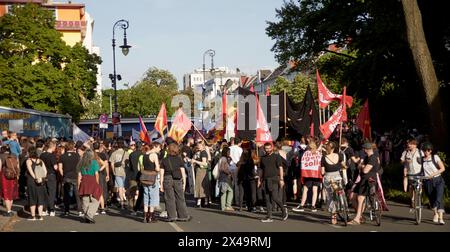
161,155,184,179
321,154,343,173
260,153,282,178
97,152,109,175
362,154,380,178
40,152,57,175
59,151,80,180
194,150,208,169
181,145,193,159
128,150,141,179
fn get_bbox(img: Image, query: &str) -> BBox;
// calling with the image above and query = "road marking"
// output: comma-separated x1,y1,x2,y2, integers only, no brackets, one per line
169,222,184,232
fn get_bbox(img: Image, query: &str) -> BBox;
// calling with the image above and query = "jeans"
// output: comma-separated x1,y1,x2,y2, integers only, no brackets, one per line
264,178,285,218
46,173,57,211
63,180,81,213
143,183,160,208
424,176,445,213
220,182,233,210
163,176,189,220
184,162,195,195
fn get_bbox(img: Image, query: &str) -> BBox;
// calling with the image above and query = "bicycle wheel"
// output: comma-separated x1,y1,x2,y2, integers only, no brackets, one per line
337,193,349,226
414,189,422,225
372,196,382,226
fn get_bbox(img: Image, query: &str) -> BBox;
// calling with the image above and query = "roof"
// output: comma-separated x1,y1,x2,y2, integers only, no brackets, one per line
0,106,72,119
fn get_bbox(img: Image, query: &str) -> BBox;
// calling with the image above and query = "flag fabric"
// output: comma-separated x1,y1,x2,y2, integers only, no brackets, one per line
168,108,192,143
316,69,353,108
300,150,322,181
341,87,348,122
250,84,254,93
138,115,151,144
131,128,140,141
255,91,273,143
73,124,90,143
319,104,345,140
266,86,270,96
356,99,372,140
155,103,168,137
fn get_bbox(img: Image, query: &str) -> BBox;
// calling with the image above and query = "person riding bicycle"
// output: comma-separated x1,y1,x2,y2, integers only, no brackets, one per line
400,139,424,213
420,142,446,225
348,142,380,225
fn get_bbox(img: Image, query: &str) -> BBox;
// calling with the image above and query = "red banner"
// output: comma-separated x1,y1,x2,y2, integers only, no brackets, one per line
255,94,273,143
168,109,192,143
317,69,353,108
155,103,168,137
356,99,372,141
319,104,344,140
301,150,322,179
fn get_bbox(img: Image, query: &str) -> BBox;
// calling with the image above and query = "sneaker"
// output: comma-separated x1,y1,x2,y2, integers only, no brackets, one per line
282,208,289,221
95,212,99,216
261,217,274,223
433,215,439,223
49,211,56,217
259,207,266,213
225,207,235,211
37,216,44,221
159,211,168,218
5,211,14,217
292,205,305,212
41,211,49,216
101,210,106,215
27,216,36,221
439,219,445,225
79,212,84,217
311,206,318,213
177,216,192,222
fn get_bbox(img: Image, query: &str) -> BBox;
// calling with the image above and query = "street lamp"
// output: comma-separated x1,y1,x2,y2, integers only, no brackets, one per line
202,49,215,131
111,19,131,137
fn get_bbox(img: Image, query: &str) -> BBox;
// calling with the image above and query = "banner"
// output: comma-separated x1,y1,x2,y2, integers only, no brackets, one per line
168,108,192,143
73,124,90,143
319,104,344,140
317,69,353,108
255,93,273,143
356,99,372,140
301,150,322,179
155,103,168,137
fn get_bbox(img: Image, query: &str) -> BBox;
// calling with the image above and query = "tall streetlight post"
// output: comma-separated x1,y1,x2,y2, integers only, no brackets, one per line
111,19,131,137
202,49,215,131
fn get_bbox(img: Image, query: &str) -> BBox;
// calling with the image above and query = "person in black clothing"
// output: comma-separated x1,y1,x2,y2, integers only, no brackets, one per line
181,137,195,195
94,142,110,214
127,141,141,213
340,137,358,191
160,143,191,222
259,142,288,223
236,149,256,212
58,141,82,216
40,141,58,216
348,142,380,225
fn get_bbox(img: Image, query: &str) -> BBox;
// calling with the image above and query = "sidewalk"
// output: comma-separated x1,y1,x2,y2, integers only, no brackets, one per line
0,199,26,232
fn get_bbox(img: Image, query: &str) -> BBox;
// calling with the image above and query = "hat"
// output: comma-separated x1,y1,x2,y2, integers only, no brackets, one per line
362,142,373,149
129,141,136,146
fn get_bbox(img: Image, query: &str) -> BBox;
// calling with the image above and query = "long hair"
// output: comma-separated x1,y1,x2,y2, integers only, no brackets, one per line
78,149,95,171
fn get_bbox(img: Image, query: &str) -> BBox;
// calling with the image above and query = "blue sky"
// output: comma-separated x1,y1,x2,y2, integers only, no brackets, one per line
85,0,283,90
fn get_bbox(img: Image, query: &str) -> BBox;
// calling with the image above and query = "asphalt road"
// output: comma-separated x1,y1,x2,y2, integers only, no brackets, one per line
4,198,450,232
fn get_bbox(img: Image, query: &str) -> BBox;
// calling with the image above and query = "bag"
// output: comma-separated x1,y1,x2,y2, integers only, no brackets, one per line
114,151,126,168
212,163,219,180
140,170,158,186
32,160,47,185
4,155,19,180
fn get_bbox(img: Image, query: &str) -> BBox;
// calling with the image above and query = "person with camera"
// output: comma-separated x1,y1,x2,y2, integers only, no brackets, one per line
25,146,47,221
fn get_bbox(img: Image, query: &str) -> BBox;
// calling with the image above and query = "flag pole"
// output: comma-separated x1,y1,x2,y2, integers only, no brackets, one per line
192,123,208,143
319,108,322,126
284,90,287,138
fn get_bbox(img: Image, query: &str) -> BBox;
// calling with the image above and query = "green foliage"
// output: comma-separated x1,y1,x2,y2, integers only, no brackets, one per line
270,73,316,104
138,67,178,90
0,4,102,122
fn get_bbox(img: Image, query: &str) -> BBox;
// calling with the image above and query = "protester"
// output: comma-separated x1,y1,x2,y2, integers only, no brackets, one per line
26,147,47,221
259,142,288,223
0,145,19,216
160,143,191,222
77,149,102,223
236,149,256,211
93,142,109,214
58,140,82,216
127,141,141,214
218,147,234,211
420,142,446,225
400,139,424,212
138,143,161,223
40,141,58,217
229,138,243,206
109,141,129,209
321,141,344,224
191,141,210,208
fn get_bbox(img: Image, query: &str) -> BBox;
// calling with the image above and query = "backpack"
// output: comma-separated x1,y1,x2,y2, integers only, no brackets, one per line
3,155,19,180
32,160,47,182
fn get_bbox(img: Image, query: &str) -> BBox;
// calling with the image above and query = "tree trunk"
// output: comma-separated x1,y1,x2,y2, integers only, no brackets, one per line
401,0,447,150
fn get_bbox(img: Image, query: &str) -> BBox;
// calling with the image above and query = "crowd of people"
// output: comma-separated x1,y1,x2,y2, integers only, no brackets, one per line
0,126,446,226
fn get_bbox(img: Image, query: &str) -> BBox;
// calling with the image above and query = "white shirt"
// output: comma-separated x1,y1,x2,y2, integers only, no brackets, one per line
229,145,243,172
400,149,424,175
422,155,442,178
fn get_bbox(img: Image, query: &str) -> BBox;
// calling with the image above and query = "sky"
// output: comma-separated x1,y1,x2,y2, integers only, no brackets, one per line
85,0,283,90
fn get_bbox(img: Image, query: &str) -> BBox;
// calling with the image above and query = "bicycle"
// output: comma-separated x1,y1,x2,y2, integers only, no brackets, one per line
364,178,382,226
407,174,426,225
330,179,350,226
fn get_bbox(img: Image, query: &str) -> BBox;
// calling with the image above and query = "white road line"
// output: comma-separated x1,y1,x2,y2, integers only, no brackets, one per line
169,222,184,232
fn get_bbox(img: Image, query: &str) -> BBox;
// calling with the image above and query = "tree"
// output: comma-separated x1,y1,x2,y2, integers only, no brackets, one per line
266,0,449,149
138,67,178,90
0,4,101,122
401,0,447,149
270,74,316,104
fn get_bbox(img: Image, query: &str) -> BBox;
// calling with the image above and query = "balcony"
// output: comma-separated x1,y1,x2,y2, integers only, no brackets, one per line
55,20,86,31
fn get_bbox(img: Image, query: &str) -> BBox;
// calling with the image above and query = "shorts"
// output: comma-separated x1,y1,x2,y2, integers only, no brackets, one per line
115,176,125,188
303,177,321,188
143,183,160,207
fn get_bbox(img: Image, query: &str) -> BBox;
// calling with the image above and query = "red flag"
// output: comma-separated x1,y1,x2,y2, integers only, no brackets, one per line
320,105,345,140
168,108,192,143
341,87,348,122
316,69,353,108
266,86,270,96
138,115,151,144
255,93,273,143
155,103,168,137
356,99,372,141
250,84,255,93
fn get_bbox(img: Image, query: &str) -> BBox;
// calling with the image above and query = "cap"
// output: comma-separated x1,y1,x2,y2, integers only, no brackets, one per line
130,141,136,146
362,142,373,149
